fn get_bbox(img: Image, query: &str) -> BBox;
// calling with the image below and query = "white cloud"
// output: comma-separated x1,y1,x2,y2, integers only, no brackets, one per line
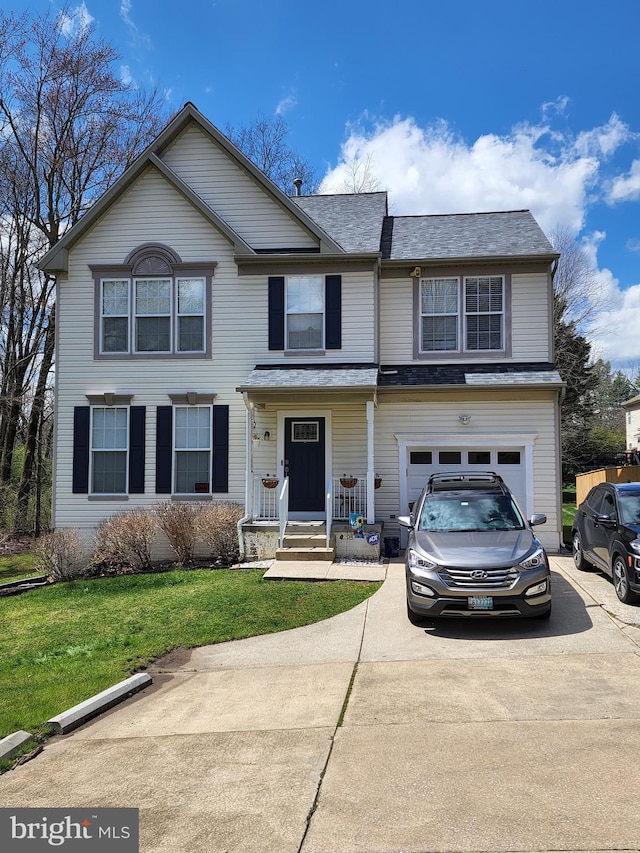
276,94,297,115
608,159,640,203
59,2,94,37
319,114,618,235
120,64,133,87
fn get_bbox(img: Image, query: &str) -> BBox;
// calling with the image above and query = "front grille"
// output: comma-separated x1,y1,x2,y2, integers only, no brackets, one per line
438,566,519,589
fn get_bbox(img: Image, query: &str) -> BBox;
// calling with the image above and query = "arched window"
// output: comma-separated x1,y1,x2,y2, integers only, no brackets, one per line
91,244,216,359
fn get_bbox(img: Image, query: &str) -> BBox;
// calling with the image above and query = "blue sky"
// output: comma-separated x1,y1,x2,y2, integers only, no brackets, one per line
13,0,640,369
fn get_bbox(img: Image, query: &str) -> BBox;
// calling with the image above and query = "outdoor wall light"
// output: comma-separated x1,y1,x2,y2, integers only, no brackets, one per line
263,430,271,440
459,415,471,426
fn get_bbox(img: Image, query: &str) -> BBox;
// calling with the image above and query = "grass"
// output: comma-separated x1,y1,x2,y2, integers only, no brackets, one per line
0,552,39,584
0,569,380,741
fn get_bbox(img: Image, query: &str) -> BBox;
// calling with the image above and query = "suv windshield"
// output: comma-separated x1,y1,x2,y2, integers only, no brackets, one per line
419,492,525,532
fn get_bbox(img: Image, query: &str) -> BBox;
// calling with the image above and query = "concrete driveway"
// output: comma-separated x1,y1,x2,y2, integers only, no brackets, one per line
2,555,640,852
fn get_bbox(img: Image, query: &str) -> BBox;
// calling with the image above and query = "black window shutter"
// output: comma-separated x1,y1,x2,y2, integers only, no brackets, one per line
325,275,342,349
268,276,285,350
128,406,146,494
155,406,173,494
72,406,90,494
212,405,229,493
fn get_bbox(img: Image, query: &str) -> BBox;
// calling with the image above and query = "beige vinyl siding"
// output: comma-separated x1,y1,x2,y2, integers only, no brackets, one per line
626,405,640,449
372,390,561,550
161,124,318,250
251,403,370,479
380,277,413,362
380,271,552,364
511,272,551,361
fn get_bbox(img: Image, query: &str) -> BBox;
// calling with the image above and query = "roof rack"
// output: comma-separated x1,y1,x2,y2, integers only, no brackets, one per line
427,471,508,492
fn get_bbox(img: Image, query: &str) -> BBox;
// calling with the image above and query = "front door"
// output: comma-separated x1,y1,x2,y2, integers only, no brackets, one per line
284,417,325,514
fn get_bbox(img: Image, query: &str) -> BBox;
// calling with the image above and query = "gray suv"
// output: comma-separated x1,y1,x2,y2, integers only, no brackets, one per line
399,472,551,622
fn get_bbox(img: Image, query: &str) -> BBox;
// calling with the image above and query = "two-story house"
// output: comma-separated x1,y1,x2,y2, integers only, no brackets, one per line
40,103,564,559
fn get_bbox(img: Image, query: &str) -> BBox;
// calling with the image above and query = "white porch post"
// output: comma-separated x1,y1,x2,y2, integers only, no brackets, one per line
366,399,375,524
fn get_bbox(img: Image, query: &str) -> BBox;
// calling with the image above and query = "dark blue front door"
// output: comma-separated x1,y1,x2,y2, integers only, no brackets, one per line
284,417,325,512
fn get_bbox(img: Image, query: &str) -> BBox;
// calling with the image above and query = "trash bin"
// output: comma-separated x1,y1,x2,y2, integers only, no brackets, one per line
384,536,399,558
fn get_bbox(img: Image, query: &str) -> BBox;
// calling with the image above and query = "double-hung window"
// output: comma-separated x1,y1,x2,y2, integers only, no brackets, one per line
286,275,324,350
173,405,212,494
419,275,505,354
94,245,213,359
91,406,128,494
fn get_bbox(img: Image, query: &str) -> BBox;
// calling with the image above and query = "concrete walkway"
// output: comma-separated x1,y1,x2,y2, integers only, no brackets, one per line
2,556,640,852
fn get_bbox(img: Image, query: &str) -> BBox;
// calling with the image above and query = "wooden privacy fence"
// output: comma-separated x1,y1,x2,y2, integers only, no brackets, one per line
576,466,640,506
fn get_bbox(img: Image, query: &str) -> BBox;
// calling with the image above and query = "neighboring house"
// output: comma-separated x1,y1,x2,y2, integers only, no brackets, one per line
40,103,564,558
622,395,640,460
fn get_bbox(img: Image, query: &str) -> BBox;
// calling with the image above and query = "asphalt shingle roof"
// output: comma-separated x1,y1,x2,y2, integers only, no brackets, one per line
384,210,556,261
237,362,563,391
291,193,387,254
290,196,555,263
377,363,563,387
238,364,379,391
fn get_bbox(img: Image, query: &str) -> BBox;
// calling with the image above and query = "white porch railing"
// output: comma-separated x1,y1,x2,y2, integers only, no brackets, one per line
332,476,367,521
278,477,289,549
252,474,369,523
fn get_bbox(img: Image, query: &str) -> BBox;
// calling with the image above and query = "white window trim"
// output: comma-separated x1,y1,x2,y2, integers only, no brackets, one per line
285,275,325,352
463,275,505,353
417,274,509,357
172,404,213,496
89,405,129,496
175,277,206,354
134,277,173,354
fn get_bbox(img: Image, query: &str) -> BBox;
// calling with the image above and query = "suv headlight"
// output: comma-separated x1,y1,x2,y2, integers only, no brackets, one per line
408,549,437,577
630,540,640,555
518,547,546,570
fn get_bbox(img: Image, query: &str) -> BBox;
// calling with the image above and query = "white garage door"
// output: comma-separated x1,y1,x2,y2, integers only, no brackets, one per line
407,446,527,513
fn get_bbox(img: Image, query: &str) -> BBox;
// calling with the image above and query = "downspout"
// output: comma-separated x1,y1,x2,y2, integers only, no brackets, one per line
366,398,375,524
237,393,254,559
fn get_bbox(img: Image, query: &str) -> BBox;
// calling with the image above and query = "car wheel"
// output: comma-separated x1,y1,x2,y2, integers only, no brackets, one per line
612,554,639,604
572,531,591,571
407,600,429,626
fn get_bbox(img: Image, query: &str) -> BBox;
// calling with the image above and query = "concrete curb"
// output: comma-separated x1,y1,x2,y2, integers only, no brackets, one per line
0,730,35,761
47,673,152,734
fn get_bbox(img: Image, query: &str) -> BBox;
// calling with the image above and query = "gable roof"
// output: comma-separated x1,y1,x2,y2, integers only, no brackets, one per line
382,210,557,262
291,192,388,253
39,103,343,272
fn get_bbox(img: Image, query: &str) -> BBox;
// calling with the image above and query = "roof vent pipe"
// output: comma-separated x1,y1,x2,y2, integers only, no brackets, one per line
293,178,303,196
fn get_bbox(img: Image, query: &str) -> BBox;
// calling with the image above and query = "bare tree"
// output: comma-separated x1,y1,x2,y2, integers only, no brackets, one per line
337,153,381,194
0,5,168,530
226,114,317,194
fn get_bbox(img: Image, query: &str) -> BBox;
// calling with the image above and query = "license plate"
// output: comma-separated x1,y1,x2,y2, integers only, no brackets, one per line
468,595,493,610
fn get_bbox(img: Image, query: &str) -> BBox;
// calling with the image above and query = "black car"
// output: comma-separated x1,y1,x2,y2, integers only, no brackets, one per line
572,482,640,603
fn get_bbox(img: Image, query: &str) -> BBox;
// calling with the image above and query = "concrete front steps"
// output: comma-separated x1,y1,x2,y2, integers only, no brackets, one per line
274,523,335,562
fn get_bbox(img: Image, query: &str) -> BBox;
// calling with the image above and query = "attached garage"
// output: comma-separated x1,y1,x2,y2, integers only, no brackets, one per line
404,440,530,515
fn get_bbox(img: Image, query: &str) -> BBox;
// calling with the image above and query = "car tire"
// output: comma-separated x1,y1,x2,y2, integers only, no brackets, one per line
407,600,430,626
572,531,591,571
612,554,640,604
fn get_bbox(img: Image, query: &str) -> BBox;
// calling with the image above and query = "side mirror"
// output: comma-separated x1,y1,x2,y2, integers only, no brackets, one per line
595,513,616,528
398,515,413,529
529,513,547,527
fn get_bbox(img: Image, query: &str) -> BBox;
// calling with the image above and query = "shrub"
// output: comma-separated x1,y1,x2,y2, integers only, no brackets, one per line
195,502,244,566
92,509,156,573
154,502,201,565
33,529,85,582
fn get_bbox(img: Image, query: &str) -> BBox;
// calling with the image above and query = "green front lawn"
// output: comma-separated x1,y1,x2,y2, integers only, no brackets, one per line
0,552,39,584
0,569,380,742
